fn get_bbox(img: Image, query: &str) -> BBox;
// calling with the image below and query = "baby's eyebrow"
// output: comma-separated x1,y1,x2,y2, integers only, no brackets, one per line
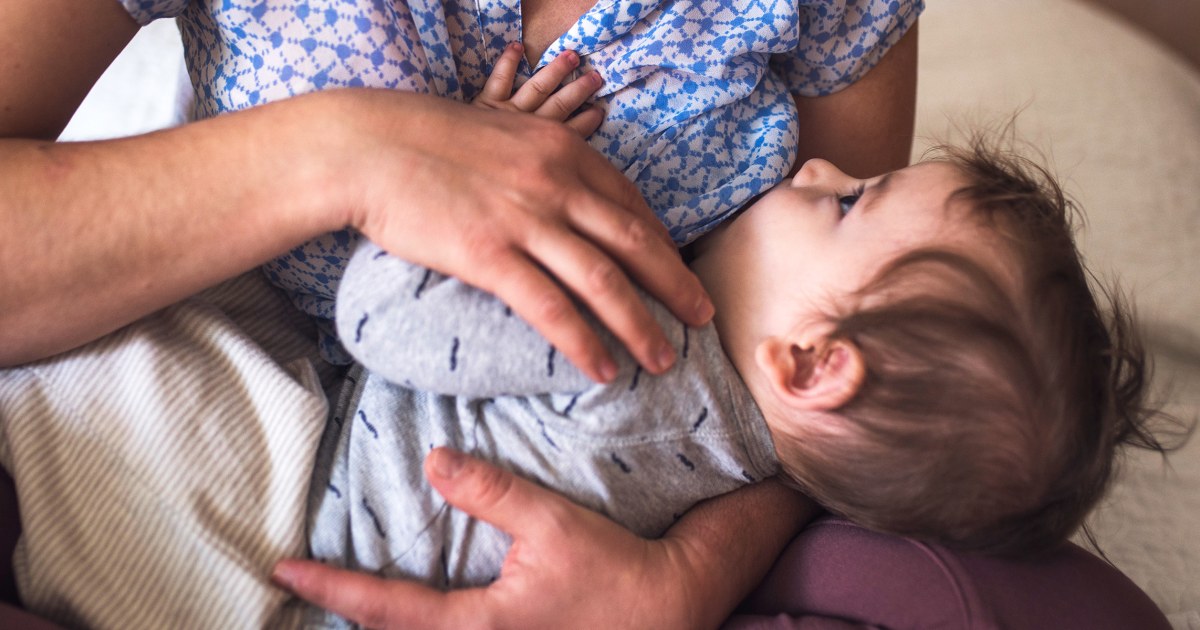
861,170,899,215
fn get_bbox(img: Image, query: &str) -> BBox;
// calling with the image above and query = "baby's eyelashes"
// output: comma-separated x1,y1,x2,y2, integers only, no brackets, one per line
838,185,865,216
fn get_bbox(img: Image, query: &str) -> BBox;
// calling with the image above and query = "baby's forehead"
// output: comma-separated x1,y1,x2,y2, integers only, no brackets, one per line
868,161,970,218
892,161,968,192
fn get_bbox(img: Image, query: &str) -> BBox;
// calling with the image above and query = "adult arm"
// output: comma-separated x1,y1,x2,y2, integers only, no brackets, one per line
777,0,922,180
276,448,819,629
0,2,712,376
789,22,919,178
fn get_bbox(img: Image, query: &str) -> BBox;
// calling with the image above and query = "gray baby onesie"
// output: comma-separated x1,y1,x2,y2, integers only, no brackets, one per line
307,239,779,592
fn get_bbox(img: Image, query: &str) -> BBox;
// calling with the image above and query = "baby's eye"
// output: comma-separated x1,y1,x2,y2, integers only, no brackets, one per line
837,195,859,215
838,187,864,216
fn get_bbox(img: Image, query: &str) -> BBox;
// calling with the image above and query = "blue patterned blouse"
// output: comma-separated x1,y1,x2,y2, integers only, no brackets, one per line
120,0,923,357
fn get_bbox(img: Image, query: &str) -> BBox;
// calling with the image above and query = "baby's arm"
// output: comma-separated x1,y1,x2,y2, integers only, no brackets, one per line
336,240,598,396
336,47,610,397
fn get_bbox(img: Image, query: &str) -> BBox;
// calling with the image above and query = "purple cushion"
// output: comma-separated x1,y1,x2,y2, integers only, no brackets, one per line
727,517,1170,630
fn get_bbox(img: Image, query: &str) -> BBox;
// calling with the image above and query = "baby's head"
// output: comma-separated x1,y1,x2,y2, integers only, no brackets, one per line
691,135,1163,555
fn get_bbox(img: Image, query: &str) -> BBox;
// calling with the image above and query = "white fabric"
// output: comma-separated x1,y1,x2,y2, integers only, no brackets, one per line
59,19,192,142
0,273,327,628
916,2,1200,627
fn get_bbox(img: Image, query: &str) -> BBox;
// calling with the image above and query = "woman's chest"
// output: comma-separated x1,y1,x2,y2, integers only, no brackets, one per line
520,0,597,62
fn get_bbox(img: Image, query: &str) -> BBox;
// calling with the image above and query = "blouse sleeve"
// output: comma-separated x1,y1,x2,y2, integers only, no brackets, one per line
117,0,190,26
771,0,924,97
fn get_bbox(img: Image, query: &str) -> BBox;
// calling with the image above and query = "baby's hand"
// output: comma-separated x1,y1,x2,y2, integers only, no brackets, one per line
474,43,604,136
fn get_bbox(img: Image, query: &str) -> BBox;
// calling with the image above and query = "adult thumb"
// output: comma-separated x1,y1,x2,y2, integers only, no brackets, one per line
423,447,564,539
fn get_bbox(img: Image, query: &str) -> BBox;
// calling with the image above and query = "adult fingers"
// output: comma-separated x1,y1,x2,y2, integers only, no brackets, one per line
510,50,580,112
574,150,675,249
423,447,578,543
535,70,603,122
522,219,676,374
564,153,713,332
568,194,713,330
478,42,525,104
467,245,617,382
272,559,484,630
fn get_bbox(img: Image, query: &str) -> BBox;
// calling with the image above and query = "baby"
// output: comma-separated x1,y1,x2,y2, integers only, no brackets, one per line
310,151,1155,602
305,50,1158,602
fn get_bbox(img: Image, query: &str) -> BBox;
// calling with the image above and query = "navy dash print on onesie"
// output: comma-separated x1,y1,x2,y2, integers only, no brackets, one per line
561,392,581,416
414,268,432,299
354,313,369,343
361,498,386,538
629,365,643,391
537,418,559,450
358,410,379,439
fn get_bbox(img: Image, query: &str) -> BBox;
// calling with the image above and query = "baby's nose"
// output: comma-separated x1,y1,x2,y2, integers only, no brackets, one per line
792,158,846,187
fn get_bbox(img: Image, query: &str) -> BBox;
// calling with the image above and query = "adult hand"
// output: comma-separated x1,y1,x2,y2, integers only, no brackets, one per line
275,448,816,629
273,447,698,629
326,89,712,381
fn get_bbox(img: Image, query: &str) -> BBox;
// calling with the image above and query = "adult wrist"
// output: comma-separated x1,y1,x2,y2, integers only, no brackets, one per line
255,90,370,237
660,481,817,627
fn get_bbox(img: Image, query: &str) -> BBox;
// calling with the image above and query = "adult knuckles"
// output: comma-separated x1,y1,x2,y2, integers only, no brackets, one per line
353,601,392,630
459,223,514,268
618,216,655,252
464,459,520,516
585,258,624,298
532,289,573,327
523,118,577,156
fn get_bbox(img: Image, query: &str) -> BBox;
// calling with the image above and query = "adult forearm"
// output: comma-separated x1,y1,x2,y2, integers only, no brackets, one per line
791,21,919,178
0,94,347,365
664,480,821,628
2,85,712,379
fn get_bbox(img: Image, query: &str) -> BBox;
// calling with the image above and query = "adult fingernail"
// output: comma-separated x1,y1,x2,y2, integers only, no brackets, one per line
271,563,297,591
431,448,466,480
656,342,676,372
599,359,618,383
695,296,715,323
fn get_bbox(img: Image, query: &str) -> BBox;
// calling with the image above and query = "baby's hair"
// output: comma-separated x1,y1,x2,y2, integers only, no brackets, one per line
774,129,1189,556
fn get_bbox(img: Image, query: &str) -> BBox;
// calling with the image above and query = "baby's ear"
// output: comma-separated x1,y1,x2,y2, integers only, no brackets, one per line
754,332,865,411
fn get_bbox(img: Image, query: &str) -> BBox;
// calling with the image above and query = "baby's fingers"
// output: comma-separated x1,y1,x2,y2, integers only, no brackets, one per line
510,50,582,113
564,104,604,137
538,70,604,125
478,42,525,104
